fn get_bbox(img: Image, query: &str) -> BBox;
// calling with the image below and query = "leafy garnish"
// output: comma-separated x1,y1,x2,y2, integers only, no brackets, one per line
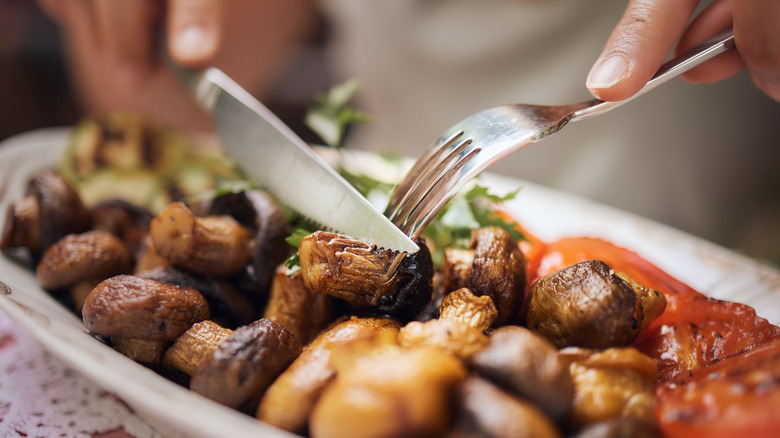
283,220,322,275
421,183,523,265
305,79,372,149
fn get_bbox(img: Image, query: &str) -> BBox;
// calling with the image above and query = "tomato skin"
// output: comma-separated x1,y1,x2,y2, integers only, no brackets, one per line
525,237,700,298
656,339,780,438
633,293,780,381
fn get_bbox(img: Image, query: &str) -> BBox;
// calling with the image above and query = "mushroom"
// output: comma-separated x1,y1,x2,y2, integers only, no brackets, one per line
308,343,467,438
262,265,340,345
398,288,498,359
299,230,434,321
207,190,291,298
88,199,152,262
559,347,658,430
1,170,89,259
571,418,661,438
452,376,562,438
525,260,666,349
469,325,574,420
257,316,401,434
187,318,301,411
149,201,251,277
36,230,131,292
441,227,527,325
82,274,210,363
140,265,256,329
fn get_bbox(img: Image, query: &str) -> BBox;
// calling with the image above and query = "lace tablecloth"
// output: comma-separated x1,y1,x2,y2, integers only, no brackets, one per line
0,308,164,438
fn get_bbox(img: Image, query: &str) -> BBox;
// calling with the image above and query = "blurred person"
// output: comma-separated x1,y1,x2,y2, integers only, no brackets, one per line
35,0,780,262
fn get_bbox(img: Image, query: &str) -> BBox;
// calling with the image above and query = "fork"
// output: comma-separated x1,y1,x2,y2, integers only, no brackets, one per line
385,28,735,240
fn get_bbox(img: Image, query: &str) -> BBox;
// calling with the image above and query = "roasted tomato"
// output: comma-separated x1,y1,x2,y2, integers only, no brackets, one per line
633,293,780,381
656,339,780,438
525,236,700,298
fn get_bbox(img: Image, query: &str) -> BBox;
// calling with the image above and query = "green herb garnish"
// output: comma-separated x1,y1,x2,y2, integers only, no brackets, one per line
305,79,372,149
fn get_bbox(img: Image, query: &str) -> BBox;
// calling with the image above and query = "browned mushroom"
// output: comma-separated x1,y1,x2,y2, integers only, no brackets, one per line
189,318,301,411
262,265,340,345
559,347,658,430
257,316,401,434
88,199,152,262
308,344,467,438
299,231,434,321
82,274,210,363
140,265,255,329
452,376,562,438
149,202,251,277
1,170,89,258
398,288,497,359
36,230,131,291
441,227,527,325
525,260,666,349
207,190,291,299
469,325,574,420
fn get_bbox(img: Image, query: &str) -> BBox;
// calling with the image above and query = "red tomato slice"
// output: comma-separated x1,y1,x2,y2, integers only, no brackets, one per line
656,339,780,438
525,237,700,298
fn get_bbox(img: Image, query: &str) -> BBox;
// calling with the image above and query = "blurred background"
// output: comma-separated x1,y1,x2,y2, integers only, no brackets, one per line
2,0,780,265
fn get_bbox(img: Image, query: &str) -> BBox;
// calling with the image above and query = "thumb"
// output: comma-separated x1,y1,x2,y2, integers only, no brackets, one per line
167,0,221,66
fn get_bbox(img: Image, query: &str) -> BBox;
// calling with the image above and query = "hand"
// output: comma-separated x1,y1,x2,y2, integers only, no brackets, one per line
586,0,780,103
37,0,318,131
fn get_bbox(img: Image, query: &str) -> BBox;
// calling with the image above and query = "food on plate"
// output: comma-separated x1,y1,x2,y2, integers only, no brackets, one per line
299,230,434,321
150,202,251,277
440,226,527,325
3,116,780,437
526,260,666,349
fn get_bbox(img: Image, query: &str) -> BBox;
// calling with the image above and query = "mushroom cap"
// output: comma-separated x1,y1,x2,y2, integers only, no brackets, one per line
526,260,638,348
29,170,90,250
82,274,210,341
36,230,131,291
190,318,301,409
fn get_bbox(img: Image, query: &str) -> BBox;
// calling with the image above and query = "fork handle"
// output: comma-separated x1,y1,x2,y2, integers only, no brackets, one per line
574,27,735,120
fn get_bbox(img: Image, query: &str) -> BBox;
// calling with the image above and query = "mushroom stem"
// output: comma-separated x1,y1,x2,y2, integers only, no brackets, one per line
162,320,234,375
111,337,167,364
150,202,250,277
1,194,41,252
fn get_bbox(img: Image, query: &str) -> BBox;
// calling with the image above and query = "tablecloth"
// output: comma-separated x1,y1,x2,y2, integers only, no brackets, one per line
0,308,164,438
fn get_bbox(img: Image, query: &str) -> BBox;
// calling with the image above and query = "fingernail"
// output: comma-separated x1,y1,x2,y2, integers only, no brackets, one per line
173,25,214,61
587,56,629,90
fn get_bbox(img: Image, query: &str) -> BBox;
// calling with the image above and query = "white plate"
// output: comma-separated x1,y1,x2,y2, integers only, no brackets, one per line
2,128,780,438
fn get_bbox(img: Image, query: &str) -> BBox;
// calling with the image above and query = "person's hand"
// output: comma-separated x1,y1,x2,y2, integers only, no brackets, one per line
37,0,318,131
586,0,780,103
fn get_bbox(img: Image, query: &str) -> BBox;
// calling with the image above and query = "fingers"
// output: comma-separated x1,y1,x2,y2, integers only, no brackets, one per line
92,0,154,71
587,0,700,101
733,0,780,101
675,0,744,84
167,0,221,66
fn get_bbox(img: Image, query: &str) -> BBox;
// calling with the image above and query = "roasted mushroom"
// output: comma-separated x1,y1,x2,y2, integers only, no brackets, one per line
139,265,256,329
164,318,301,411
452,376,562,438
262,265,340,344
36,230,131,292
559,347,658,430
88,199,152,262
82,274,210,363
149,202,251,277
1,170,89,258
309,343,467,438
441,227,527,325
398,288,497,359
207,190,291,297
526,260,666,349
257,316,401,434
299,231,434,321
469,325,574,420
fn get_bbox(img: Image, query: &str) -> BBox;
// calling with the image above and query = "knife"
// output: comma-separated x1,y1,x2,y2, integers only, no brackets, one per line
180,67,419,254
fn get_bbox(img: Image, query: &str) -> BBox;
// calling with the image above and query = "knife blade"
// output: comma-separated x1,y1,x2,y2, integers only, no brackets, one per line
184,67,419,254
